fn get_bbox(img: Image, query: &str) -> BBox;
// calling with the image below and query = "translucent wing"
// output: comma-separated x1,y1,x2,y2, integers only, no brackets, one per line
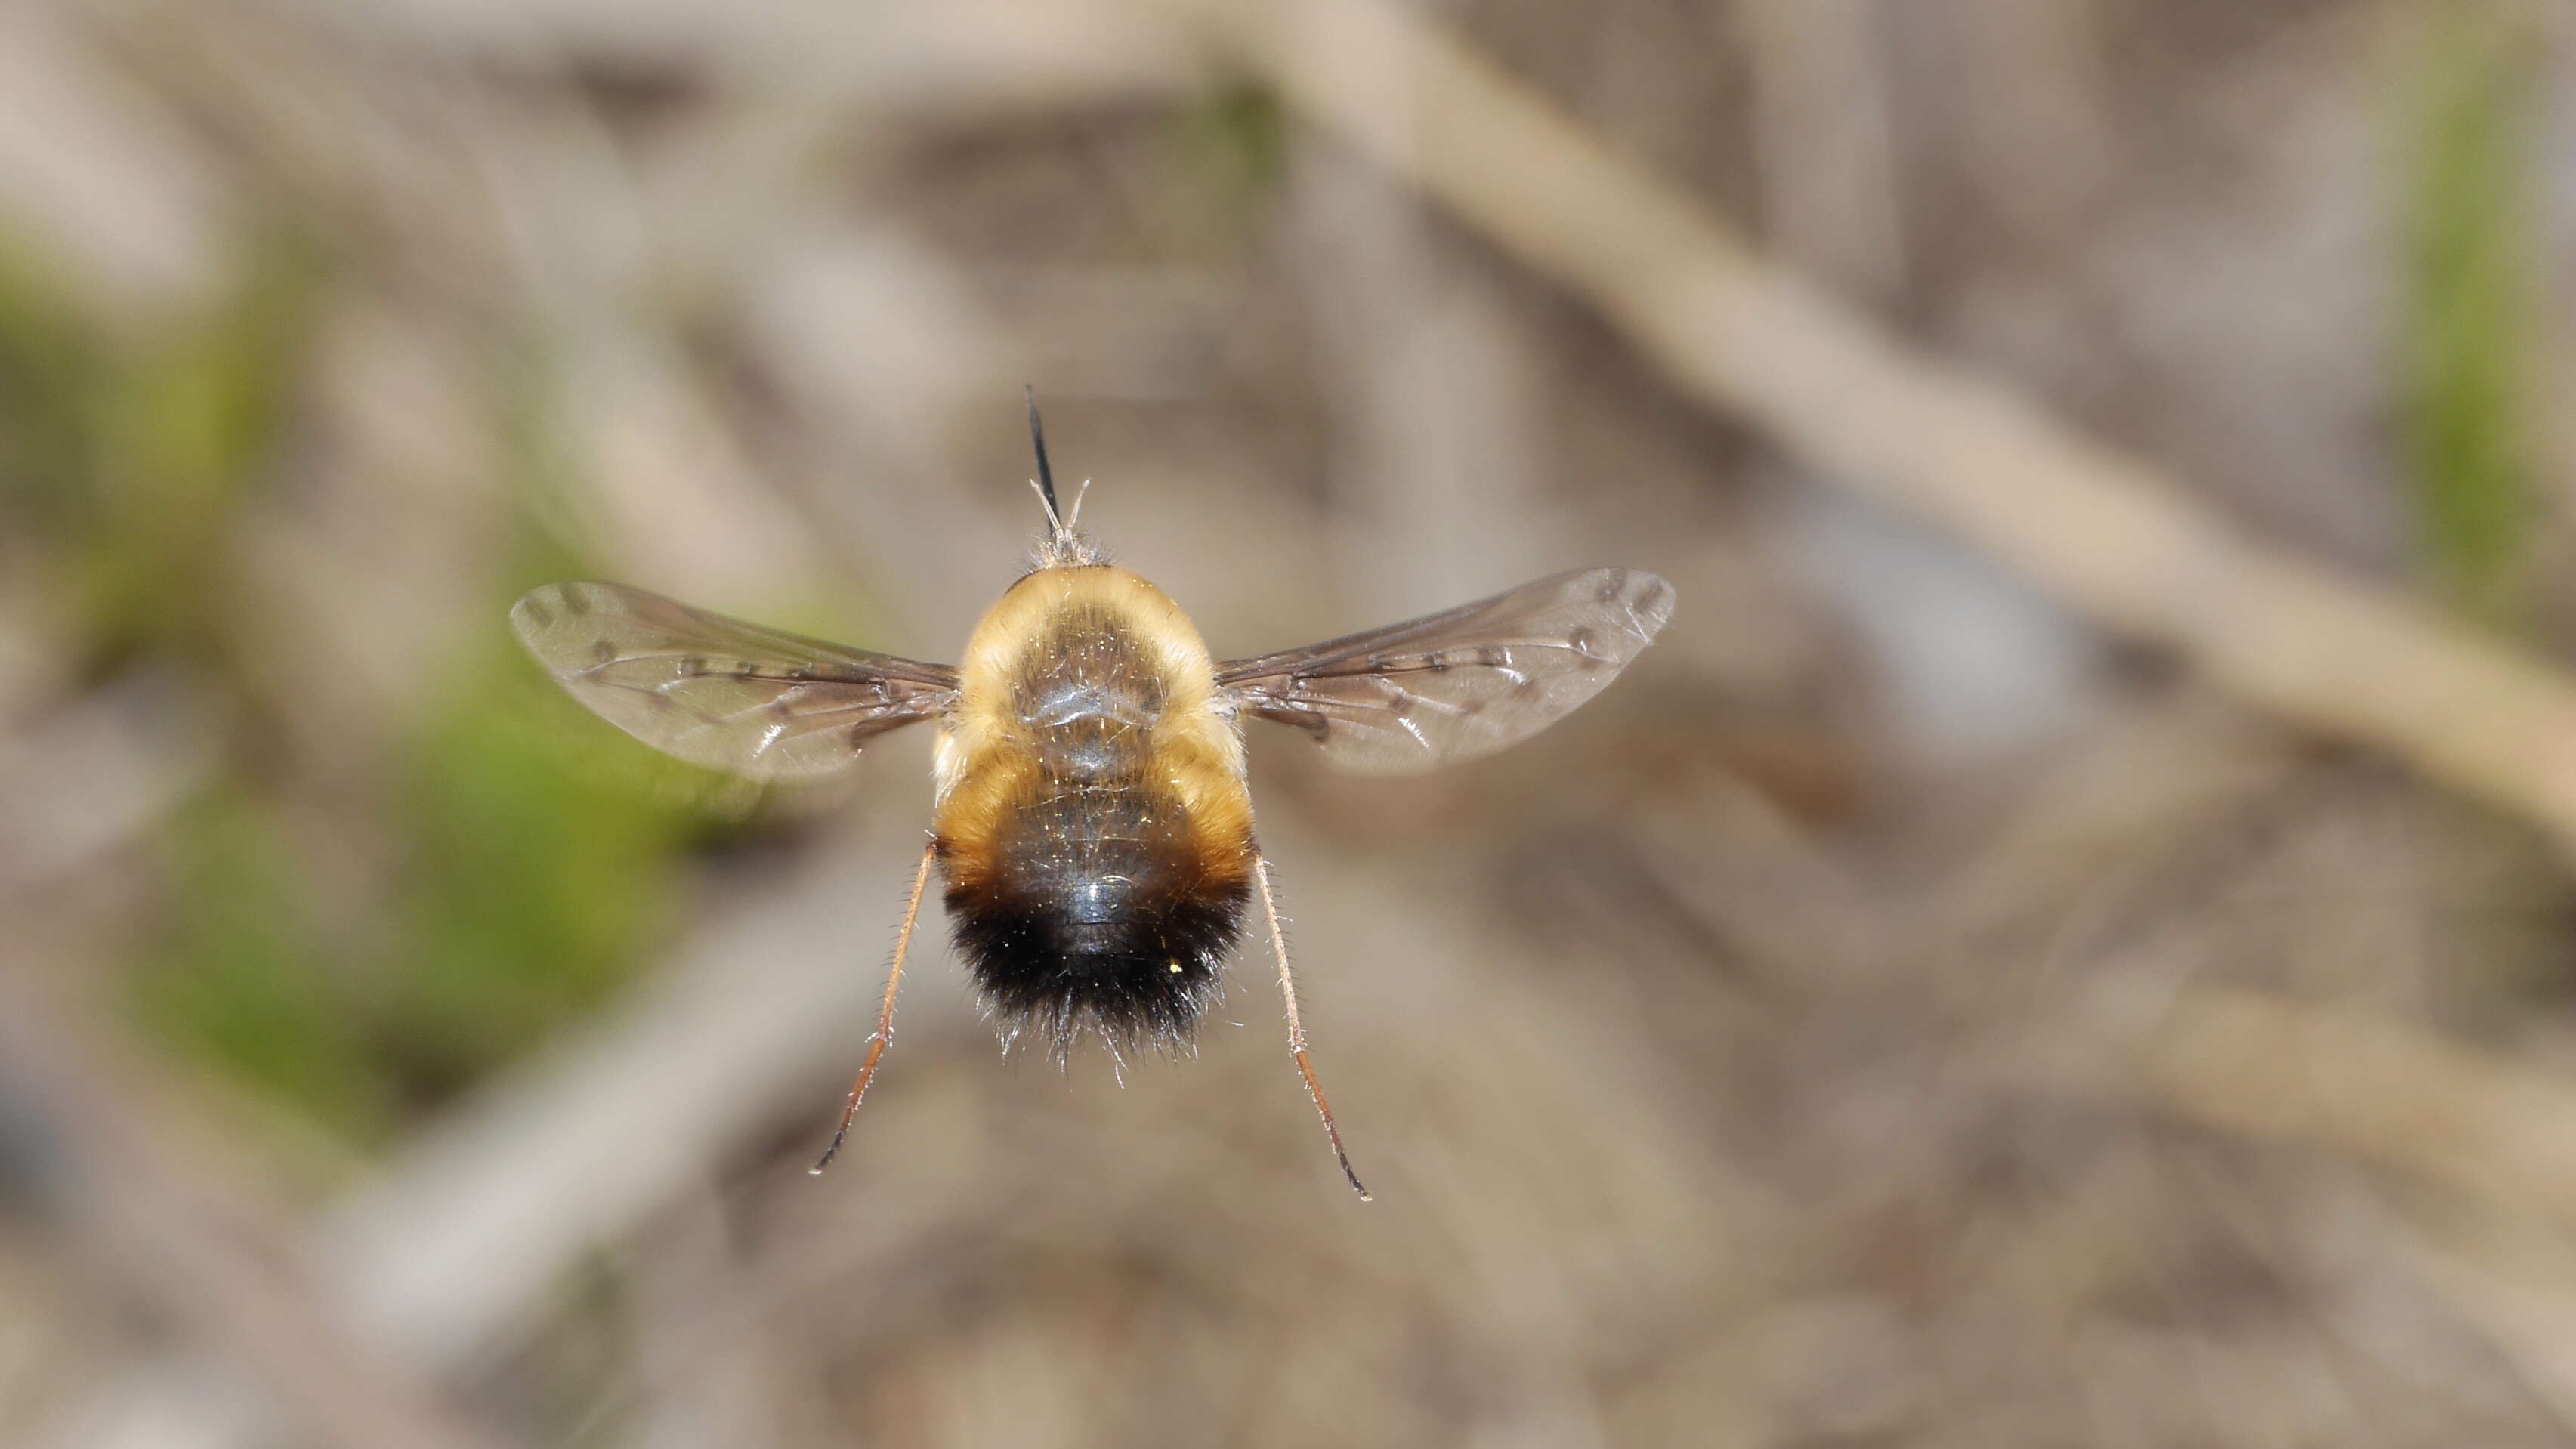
511,581,959,780
1215,567,1673,774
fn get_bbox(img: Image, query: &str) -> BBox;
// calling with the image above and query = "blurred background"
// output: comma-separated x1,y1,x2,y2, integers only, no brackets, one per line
7,0,2576,1444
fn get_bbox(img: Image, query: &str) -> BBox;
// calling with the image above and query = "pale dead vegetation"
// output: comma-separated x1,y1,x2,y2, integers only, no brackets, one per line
5,0,2576,1445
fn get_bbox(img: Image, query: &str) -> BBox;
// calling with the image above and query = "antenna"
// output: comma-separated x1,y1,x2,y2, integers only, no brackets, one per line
1020,387,1098,567
1025,385,1060,526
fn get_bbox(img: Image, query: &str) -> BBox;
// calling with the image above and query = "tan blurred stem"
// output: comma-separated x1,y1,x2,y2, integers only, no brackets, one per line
2064,979,2576,1423
2395,1204,2576,1429
1733,0,1904,302
1170,0,2576,863
0,941,514,1449
54,815,947,1449
2,681,502,1447
2071,981,2576,1225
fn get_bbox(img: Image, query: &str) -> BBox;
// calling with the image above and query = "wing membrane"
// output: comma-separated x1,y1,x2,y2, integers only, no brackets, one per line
1215,567,1673,774
511,582,959,780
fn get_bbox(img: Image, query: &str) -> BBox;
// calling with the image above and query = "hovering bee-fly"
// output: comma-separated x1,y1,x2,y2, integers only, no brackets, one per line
511,397,1673,1197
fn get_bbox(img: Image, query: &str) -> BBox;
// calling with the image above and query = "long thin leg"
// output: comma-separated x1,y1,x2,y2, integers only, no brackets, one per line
810,840,938,1175
1253,852,1371,1200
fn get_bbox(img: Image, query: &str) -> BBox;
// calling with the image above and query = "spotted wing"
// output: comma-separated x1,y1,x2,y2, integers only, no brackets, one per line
511,581,959,780
1215,567,1673,775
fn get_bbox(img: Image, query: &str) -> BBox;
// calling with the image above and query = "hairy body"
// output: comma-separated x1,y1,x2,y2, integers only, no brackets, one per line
933,565,1255,1053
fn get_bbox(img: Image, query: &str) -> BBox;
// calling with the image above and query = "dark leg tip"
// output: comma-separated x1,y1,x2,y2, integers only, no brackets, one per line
808,1134,848,1176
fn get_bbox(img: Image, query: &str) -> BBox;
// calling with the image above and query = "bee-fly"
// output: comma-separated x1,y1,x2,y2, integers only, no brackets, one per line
511,394,1675,1197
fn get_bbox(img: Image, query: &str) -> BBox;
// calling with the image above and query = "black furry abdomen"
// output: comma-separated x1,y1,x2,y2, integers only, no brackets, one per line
942,779,1249,1055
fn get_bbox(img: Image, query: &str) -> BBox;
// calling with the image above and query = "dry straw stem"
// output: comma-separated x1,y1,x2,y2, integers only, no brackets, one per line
1175,0,2576,861
64,815,959,1449
2070,981,2576,1228
0,682,505,1449
0,944,513,1449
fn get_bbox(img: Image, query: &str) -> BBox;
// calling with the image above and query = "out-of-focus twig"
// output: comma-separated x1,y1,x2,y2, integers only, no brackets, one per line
2393,1206,2576,1432
341,0,1205,118
1732,0,1904,302
0,960,517,1449
0,674,505,1449
0,6,223,314
1938,0,2115,246
1176,0,2576,863
322,814,950,1367
2059,981,2576,1225
0,672,215,895
57,811,966,1449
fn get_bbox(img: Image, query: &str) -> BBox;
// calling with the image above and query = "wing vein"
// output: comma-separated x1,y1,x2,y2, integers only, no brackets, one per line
1212,567,1674,776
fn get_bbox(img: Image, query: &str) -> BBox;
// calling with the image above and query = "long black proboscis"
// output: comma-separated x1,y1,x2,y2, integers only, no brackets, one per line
1025,385,1059,522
